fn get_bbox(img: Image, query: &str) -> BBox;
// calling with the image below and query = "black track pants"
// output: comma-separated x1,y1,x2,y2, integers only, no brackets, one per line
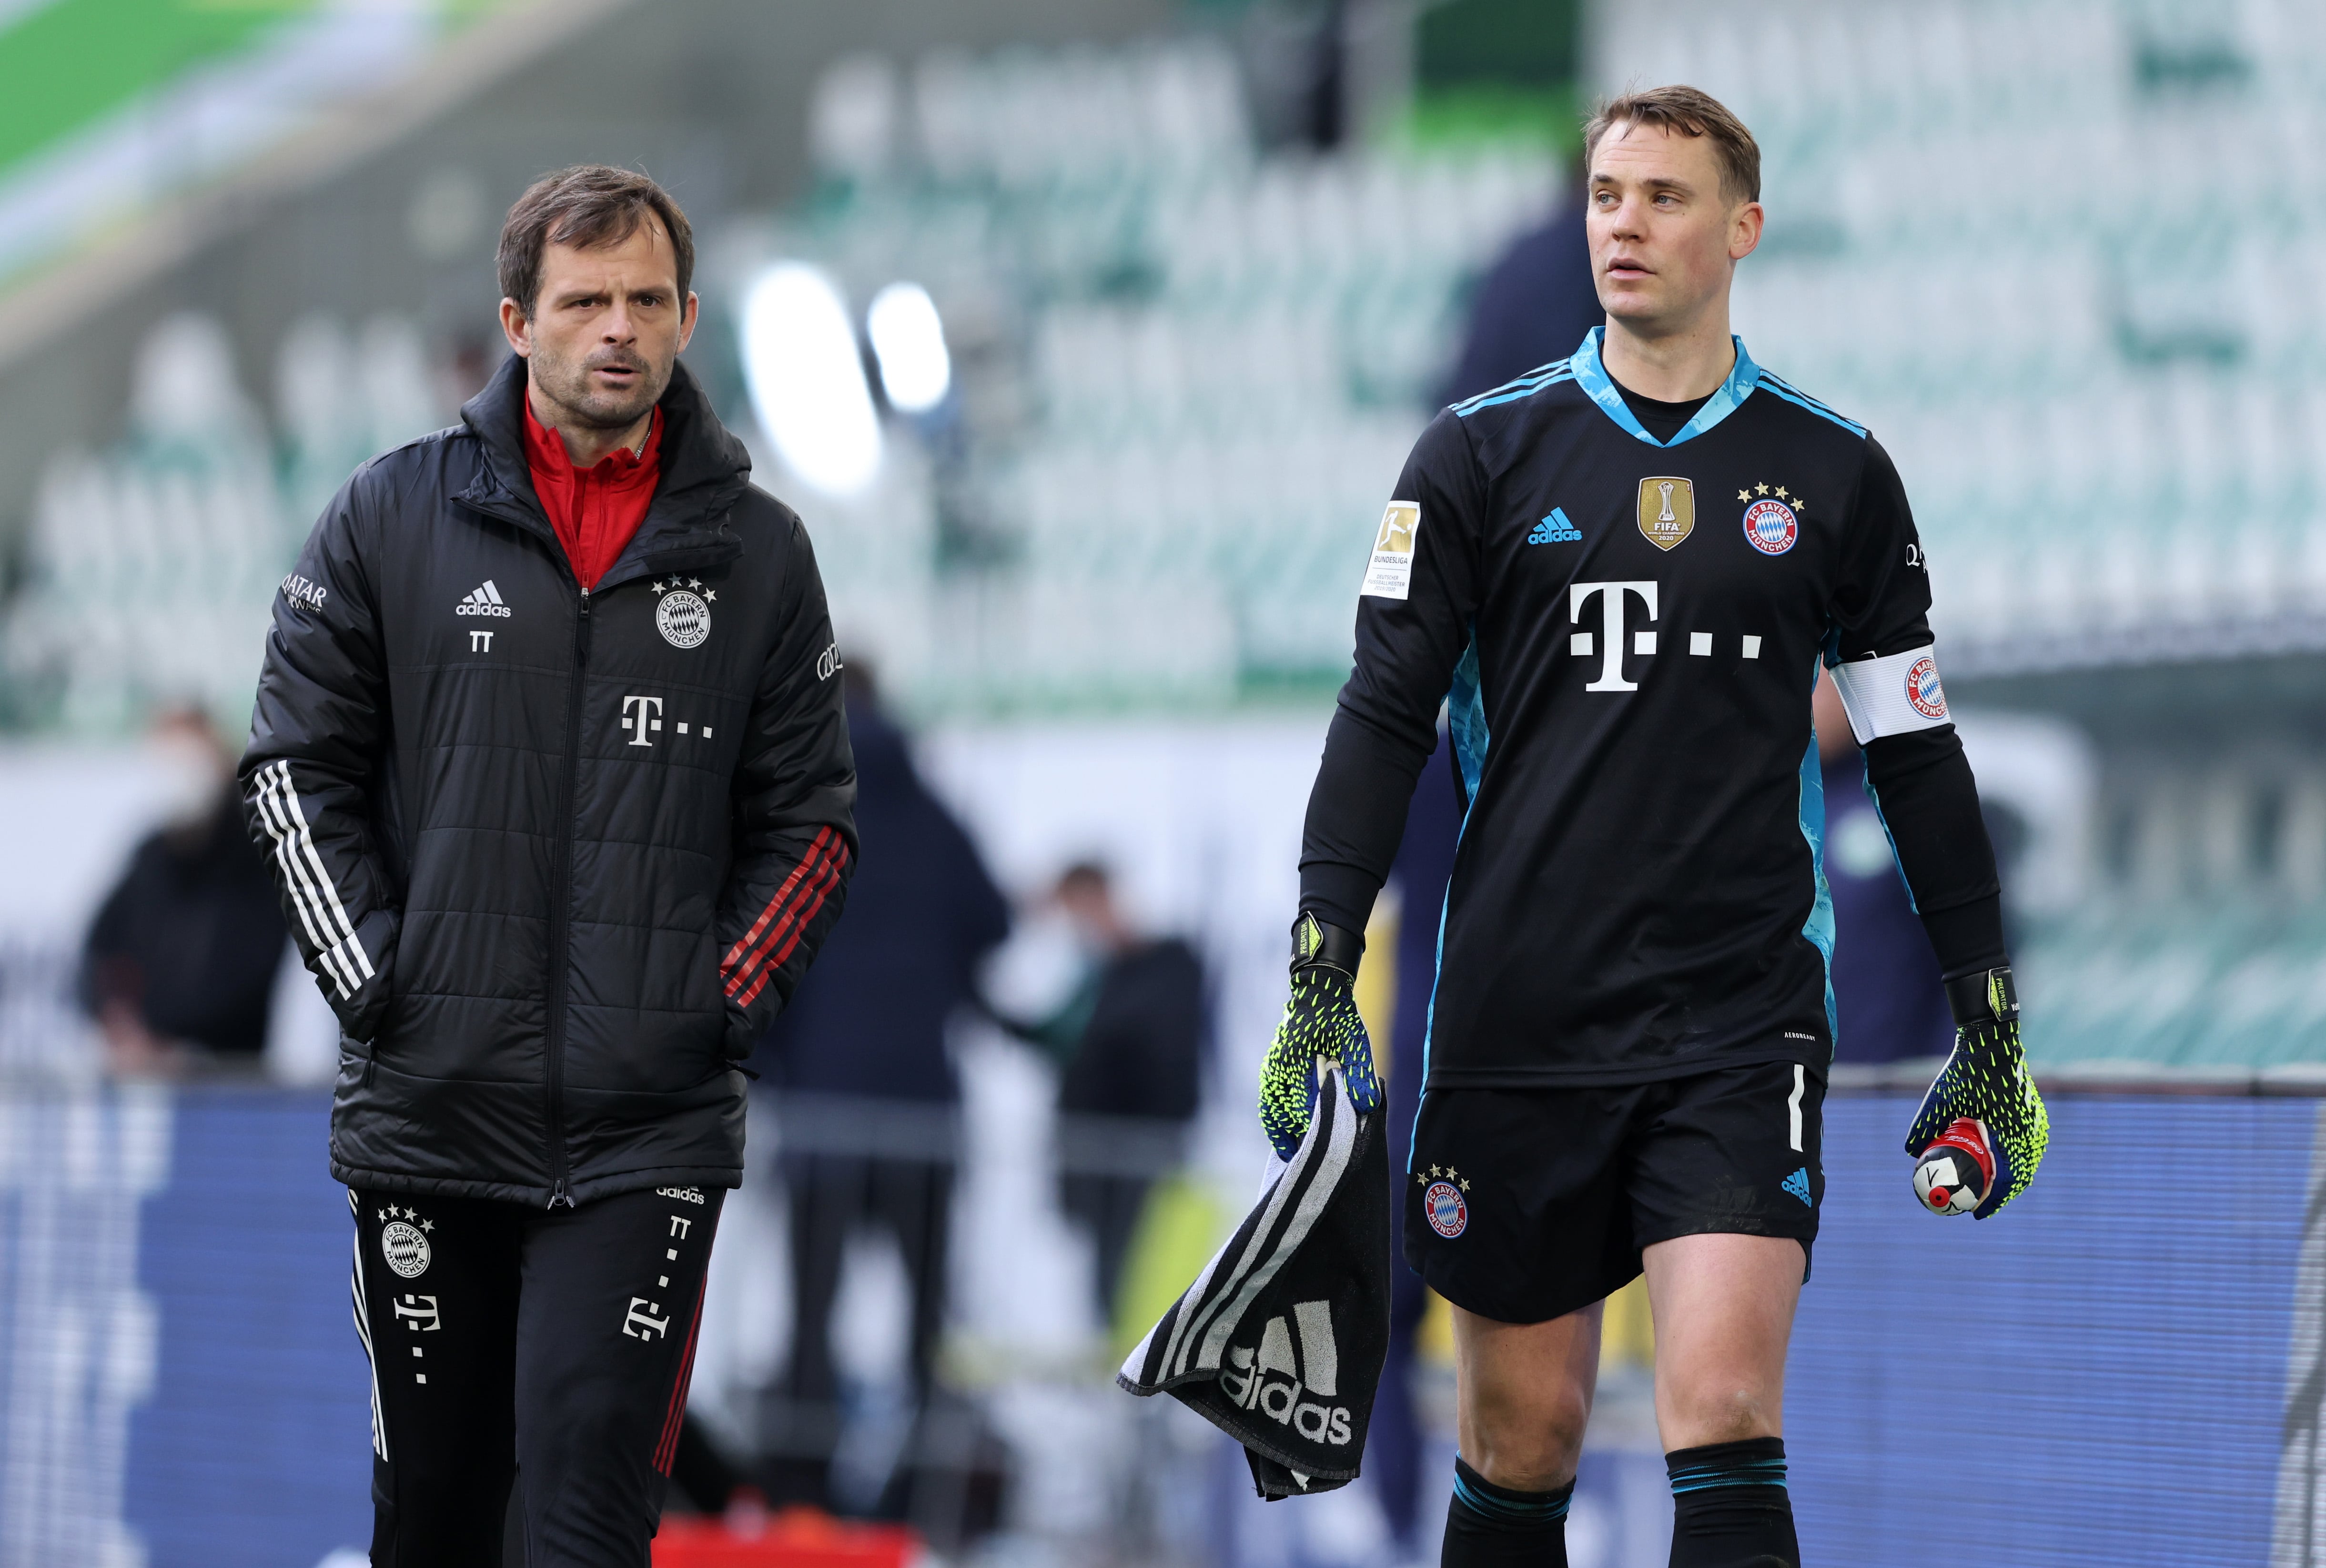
350,1183,725,1567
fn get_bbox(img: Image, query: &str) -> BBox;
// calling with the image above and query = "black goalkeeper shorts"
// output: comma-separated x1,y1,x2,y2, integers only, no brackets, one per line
1402,1059,1824,1325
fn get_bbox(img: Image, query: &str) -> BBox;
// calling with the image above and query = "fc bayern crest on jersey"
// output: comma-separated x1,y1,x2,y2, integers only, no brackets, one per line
1423,1180,1468,1238
654,579,712,649
1905,655,1947,720
381,1218,432,1279
1741,497,1799,556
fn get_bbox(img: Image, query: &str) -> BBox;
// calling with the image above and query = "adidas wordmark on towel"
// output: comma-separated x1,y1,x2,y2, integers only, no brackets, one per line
455,580,510,617
1119,1066,1389,1497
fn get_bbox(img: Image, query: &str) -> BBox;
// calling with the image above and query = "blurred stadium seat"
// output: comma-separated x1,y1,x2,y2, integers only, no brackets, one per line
742,40,1557,711
1,309,446,736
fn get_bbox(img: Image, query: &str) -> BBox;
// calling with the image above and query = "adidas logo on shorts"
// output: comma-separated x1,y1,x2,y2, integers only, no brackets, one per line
455,580,511,617
1218,1300,1353,1446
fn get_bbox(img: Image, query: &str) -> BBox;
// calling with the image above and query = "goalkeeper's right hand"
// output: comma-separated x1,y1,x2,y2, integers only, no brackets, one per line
1905,966,2049,1218
1257,913,1383,1160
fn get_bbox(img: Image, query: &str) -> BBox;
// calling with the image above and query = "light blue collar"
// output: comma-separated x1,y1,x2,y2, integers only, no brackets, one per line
1568,325,1759,448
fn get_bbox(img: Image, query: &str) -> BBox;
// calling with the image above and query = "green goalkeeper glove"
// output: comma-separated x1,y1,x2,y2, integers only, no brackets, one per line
1257,912,1383,1160
1905,966,2049,1219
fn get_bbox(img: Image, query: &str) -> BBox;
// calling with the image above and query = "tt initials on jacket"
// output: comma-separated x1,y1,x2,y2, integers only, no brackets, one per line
621,695,716,748
1568,579,1766,693
1219,1299,1353,1446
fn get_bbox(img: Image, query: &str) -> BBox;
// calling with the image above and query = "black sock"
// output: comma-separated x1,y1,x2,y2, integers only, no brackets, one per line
1441,1455,1571,1567
1666,1437,1798,1568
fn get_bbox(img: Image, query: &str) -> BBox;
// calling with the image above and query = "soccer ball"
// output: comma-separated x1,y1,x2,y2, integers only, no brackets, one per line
1912,1117,1996,1215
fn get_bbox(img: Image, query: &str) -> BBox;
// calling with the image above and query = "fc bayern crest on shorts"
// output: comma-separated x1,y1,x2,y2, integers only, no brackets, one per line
1422,1180,1468,1238
1741,496,1799,556
380,1214,432,1279
1905,655,1947,719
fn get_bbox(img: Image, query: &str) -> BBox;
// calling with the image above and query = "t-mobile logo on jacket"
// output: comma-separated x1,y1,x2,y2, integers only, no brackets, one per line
621,696,663,747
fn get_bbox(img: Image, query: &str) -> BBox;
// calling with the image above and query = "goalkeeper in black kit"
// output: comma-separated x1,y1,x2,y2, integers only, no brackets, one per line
1256,86,2048,1568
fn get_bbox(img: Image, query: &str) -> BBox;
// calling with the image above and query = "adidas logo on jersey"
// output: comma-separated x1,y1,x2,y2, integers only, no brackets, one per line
1218,1300,1354,1446
1528,507,1582,544
455,581,511,617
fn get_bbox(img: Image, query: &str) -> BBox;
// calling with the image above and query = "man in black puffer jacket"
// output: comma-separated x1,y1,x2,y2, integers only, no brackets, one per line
242,166,855,1565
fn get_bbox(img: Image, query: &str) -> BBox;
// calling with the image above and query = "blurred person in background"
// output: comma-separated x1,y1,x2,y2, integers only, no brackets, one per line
757,659,1009,1513
242,165,856,1565
1814,670,1955,1065
81,705,287,1078
1006,861,1206,1323
1438,178,1601,409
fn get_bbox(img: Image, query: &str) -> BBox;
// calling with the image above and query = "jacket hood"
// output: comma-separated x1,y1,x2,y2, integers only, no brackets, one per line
457,354,755,576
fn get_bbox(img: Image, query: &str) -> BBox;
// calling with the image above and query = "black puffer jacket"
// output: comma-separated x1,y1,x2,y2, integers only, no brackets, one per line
242,356,856,1205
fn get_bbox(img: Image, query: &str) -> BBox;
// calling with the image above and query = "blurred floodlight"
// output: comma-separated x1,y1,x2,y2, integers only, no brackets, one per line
867,283,952,414
740,263,882,496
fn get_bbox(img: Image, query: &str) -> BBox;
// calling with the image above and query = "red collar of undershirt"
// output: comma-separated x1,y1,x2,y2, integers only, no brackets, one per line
521,398,663,486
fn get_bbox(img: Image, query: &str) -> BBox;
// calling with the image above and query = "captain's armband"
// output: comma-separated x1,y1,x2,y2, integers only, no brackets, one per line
1829,644,1950,744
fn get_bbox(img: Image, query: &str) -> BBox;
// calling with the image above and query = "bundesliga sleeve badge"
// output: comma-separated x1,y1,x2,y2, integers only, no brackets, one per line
1361,501,1420,600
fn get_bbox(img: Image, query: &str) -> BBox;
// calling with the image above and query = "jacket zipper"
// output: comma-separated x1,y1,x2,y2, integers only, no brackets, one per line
544,587,592,1208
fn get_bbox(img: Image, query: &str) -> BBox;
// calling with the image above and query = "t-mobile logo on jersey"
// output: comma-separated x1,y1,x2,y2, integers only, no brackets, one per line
1568,581,1659,692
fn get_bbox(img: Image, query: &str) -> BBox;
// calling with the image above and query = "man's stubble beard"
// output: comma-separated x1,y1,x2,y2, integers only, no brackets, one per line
531,340,672,433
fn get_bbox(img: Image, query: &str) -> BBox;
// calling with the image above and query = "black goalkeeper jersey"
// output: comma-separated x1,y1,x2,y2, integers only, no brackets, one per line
1301,328,1942,1089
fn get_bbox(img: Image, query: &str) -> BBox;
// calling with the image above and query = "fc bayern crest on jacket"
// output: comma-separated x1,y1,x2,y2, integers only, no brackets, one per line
1119,1065,1389,1498
654,579,712,647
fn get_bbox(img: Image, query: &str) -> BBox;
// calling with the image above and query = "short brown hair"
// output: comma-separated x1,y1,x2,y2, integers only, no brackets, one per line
1583,86,1760,205
496,165,695,317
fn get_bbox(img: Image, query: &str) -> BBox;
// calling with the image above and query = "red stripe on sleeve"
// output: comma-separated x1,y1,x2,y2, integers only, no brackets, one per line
723,837,849,1002
720,827,835,979
730,843,847,1009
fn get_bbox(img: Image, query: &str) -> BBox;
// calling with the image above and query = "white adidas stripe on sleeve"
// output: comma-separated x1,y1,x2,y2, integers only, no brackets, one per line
253,761,374,999
271,763,373,978
253,767,354,997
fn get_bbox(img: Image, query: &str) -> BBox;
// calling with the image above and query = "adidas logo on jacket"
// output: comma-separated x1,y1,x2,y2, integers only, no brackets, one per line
454,580,511,617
